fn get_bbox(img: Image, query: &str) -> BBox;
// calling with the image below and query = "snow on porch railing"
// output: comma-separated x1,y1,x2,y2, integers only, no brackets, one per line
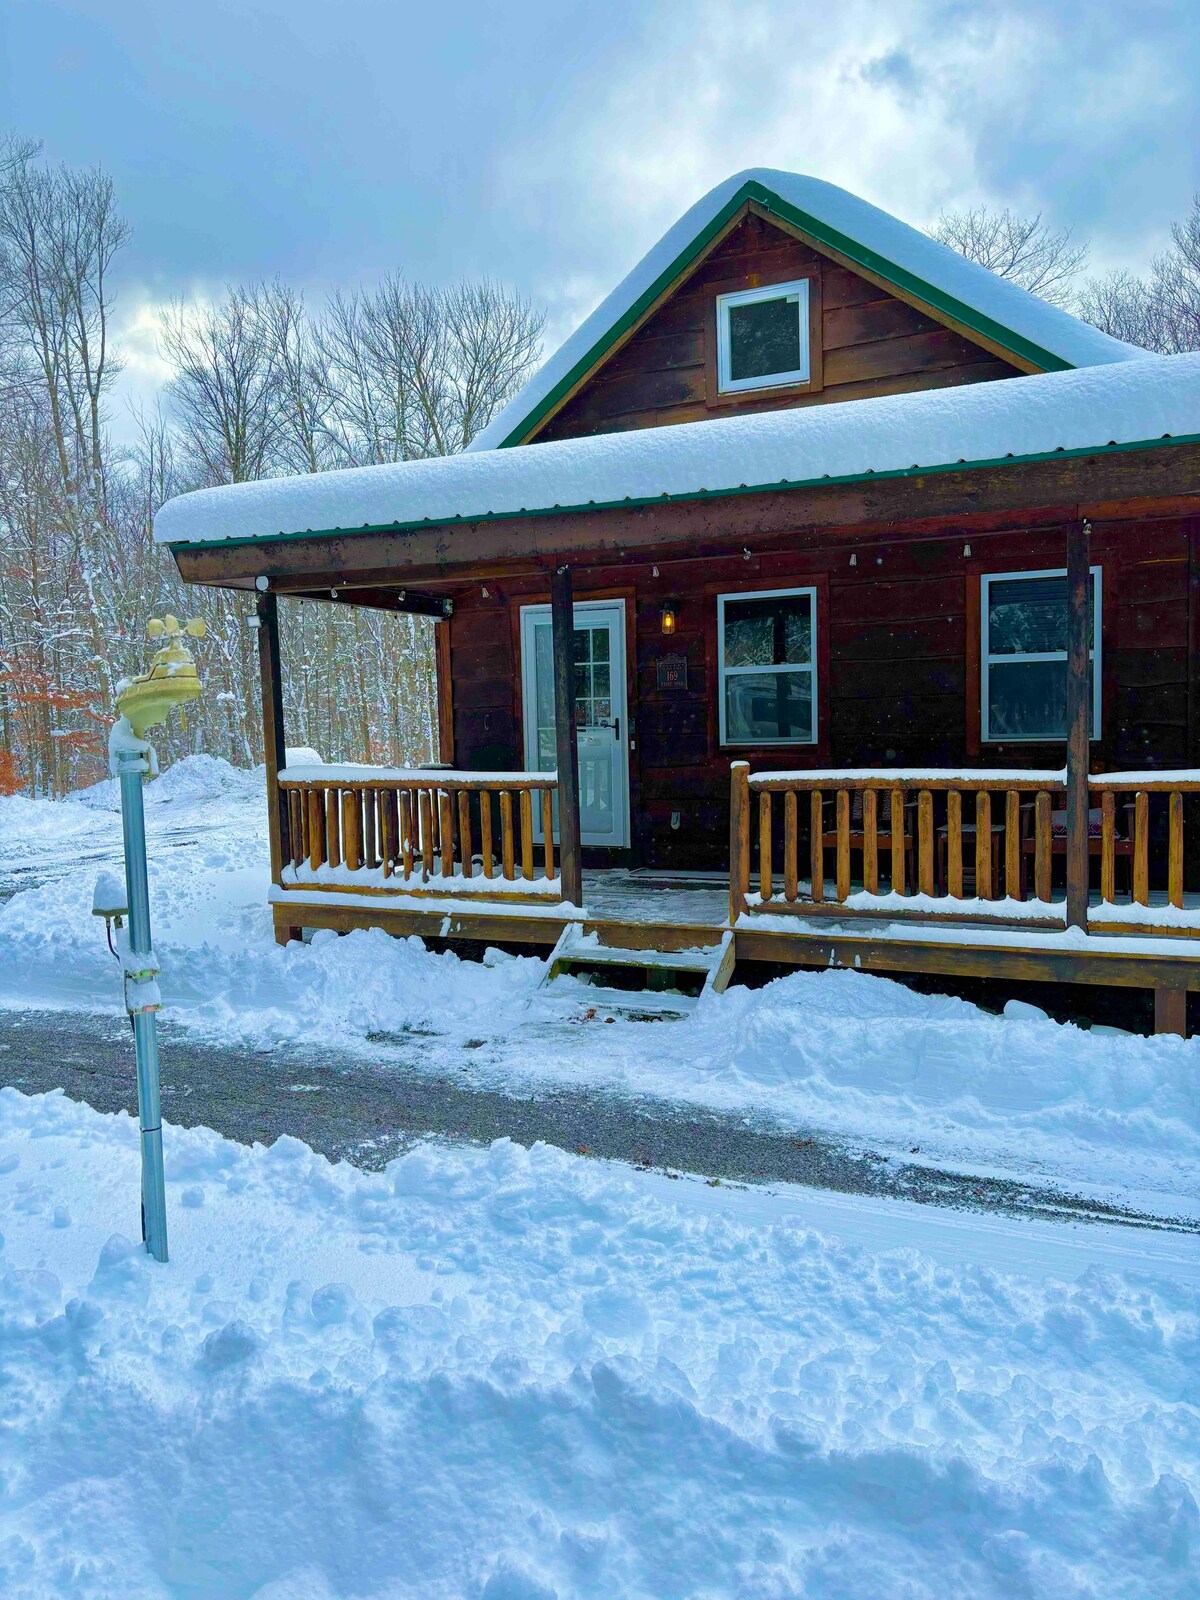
1086,773,1200,933
277,765,562,902
730,763,1200,934
729,763,1069,928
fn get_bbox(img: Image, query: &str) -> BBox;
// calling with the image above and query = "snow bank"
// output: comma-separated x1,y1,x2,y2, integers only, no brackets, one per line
71,752,266,813
472,167,1143,452
152,352,1200,547
0,1087,1196,1599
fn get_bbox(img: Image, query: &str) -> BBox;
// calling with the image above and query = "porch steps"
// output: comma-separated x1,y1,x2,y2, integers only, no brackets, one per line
539,924,735,1017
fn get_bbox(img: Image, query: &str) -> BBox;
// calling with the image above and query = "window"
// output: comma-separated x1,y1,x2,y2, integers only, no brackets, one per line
981,568,1101,742
716,280,810,394
718,587,817,745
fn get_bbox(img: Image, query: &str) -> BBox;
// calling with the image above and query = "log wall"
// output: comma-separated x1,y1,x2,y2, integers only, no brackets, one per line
536,210,1020,443
444,514,1200,870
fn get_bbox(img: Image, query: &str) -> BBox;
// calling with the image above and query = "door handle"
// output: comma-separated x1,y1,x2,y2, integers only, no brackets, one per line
598,716,620,741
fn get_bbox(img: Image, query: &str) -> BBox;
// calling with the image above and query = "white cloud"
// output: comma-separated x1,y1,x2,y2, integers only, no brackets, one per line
107,288,213,445
503,0,1197,337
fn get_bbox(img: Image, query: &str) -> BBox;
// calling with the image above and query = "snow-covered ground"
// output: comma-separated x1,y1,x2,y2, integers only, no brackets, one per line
1,757,1199,1211
1,1086,1197,1599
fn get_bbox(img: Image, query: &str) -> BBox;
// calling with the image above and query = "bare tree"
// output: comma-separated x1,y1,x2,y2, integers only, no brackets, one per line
319,276,544,464
264,283,342,474
930,206,1089,306
159,285,283,483
0,136,545,793
0,154,128,504
1077,195,1200,353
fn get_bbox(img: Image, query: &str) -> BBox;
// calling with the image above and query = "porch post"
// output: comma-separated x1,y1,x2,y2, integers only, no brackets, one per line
1064,518,1091,929
550,563,584,907
256,590,289,884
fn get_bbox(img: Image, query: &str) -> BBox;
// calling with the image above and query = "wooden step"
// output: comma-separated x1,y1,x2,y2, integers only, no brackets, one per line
539,926,735,1010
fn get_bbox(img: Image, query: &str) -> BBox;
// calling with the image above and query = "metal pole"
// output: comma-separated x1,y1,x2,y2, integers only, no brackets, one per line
116,747,168,1262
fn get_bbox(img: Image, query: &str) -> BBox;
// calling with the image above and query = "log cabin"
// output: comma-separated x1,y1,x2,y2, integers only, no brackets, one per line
156,169,1200,1032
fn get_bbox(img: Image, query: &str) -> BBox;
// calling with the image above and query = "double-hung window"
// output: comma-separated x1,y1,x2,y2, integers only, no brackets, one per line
718,587,817,746
981,567,1101,742
716,280,810,393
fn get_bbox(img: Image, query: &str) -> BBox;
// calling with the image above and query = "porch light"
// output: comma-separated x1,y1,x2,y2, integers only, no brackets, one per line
660,603,678,636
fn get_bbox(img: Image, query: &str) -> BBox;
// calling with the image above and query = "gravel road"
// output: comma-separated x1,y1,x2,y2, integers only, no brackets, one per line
1,1005,1192,1235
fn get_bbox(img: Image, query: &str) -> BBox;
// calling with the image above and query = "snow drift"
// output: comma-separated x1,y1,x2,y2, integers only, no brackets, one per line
0,1088,1196,1598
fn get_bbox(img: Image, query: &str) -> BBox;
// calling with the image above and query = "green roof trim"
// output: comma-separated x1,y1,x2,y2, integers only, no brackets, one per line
168,431,1196,557
493,178,1075,451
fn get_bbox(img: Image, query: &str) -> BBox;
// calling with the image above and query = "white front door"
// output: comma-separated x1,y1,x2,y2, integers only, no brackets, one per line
520,599,630,848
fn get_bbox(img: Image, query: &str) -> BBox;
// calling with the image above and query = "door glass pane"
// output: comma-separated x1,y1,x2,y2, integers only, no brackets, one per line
724,594,812,667
988,575,1095,655
725,670,812,742
987,660,1095,739
578,734,615,837
528,611,624,842
532,623,555,771
728,296,801,382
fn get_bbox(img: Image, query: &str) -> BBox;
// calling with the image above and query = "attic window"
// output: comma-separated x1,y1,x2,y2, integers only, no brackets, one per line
716,280,811,394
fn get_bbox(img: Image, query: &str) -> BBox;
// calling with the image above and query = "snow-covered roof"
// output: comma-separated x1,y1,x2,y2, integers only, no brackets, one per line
470,169,1147,453
155,352,1200,549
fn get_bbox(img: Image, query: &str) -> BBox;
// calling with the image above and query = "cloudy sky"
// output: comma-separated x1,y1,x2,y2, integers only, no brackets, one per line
5,0,1198,419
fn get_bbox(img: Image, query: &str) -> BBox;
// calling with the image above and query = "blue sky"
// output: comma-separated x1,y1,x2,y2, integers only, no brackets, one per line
5,0,1198,416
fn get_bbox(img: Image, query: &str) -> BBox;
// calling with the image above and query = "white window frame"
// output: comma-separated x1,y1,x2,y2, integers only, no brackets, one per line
980,566,1102,744
717,585,818,748
716,279,811,394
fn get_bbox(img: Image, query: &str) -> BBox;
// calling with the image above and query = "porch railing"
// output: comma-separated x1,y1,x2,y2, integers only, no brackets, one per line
730,762,1200,935
277,766,563,903
1086,773,1200,932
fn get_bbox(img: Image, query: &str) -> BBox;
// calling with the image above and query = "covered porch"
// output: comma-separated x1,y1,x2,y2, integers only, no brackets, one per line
157,356,1200,1034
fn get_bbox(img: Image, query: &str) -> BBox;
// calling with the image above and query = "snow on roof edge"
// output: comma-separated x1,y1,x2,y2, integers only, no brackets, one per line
470,169,1147,454
154,353,1200,549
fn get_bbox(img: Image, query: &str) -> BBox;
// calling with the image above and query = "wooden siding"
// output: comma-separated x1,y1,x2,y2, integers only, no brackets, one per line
535,210,1019,443
446,516,1200,870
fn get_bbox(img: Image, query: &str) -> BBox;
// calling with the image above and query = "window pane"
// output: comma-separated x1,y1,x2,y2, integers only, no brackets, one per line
724,594,812,668
725,670,812,742
988,575,1096,655
987,660,1095,739
728,296,801,382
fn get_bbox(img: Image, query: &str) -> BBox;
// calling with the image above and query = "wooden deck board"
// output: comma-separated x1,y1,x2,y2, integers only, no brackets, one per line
273,873,1200,995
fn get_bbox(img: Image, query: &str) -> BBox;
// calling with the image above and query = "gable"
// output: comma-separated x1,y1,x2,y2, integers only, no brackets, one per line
534,208,1023,444
470,171,1145,454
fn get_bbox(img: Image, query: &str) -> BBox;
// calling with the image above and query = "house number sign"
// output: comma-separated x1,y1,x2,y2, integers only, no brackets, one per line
656,652,688,690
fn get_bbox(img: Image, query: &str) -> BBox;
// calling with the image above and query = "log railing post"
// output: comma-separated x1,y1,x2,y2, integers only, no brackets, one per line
550,564,584,907
729,762,750,922
256,591,289,884
1064,518,1091,929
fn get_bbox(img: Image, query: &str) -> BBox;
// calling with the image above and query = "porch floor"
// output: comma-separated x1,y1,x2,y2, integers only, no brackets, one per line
582,869,728,929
